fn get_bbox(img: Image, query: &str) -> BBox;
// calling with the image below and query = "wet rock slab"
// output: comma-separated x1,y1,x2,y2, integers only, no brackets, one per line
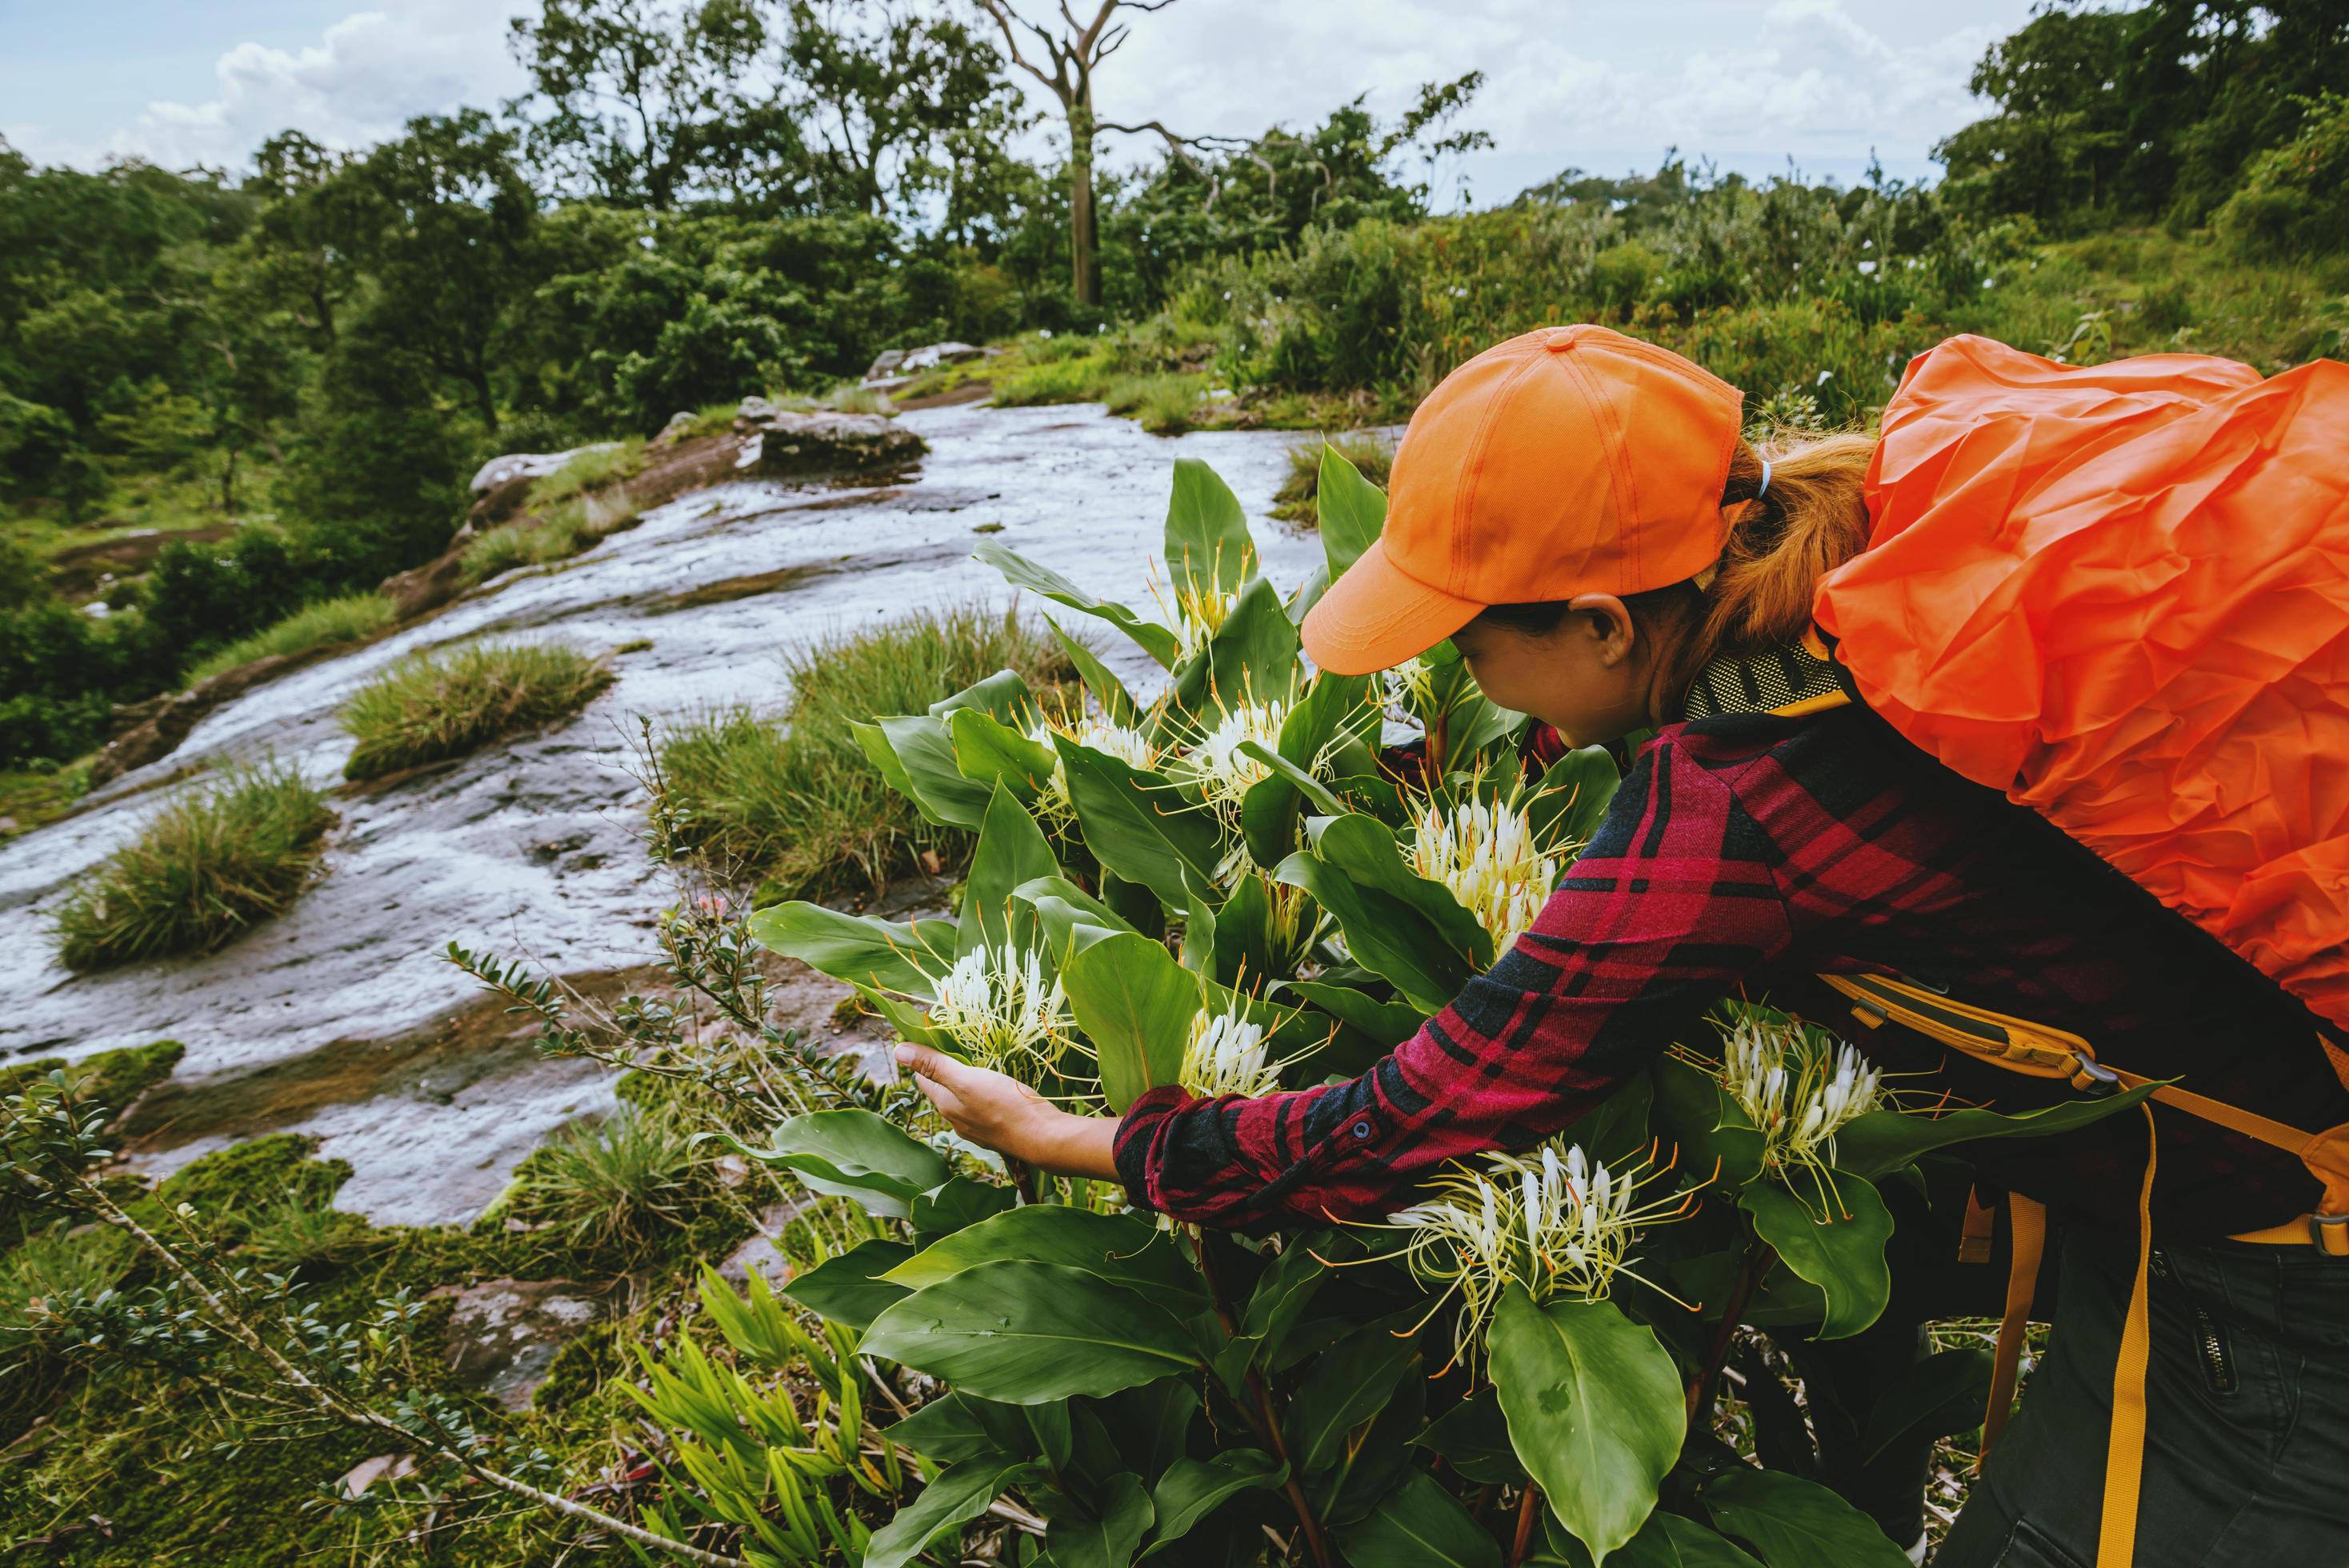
437,1276,621,1410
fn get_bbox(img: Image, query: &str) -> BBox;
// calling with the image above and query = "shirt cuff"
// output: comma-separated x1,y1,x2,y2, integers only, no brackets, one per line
1112,1084,1195,1213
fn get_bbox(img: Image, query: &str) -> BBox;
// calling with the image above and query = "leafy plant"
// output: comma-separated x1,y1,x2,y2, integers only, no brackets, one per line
339,640,611,781
501,1108,709,1265
1273,430,1391,521
727,446,2160,1568
50,762,334,970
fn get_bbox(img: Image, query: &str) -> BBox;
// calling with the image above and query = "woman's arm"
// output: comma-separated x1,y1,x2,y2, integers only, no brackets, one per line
898,730,1798,1224
892,1042,1122,1180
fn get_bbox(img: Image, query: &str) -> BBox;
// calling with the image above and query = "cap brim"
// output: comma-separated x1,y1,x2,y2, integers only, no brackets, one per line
1300,538,1483,676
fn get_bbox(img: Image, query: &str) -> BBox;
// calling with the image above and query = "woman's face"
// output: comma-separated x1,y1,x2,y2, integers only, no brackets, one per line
1447,593,1653,748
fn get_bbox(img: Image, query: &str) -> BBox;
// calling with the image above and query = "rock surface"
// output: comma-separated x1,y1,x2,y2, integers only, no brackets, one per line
863,341,994,384
437,1277,618,1410
466,444,620,498
731,399,926,476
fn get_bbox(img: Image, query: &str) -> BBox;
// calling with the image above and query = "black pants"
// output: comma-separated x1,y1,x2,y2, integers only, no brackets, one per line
1934,1226,2349,1566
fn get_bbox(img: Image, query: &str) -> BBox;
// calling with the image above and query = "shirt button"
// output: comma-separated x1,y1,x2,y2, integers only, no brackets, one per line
1351,1121,1372,1139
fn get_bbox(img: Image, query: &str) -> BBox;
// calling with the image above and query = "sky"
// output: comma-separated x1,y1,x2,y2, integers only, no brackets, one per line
0,0,2040,198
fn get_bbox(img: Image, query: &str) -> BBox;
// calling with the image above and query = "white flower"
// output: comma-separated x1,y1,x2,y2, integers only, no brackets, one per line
1857,260,1878,276
1186,698,1287,818
1407,794,1558,952
1179,1006,1282,1098
1379,655,1436,714
923,944,1071,1081
1715,1011,1884,1169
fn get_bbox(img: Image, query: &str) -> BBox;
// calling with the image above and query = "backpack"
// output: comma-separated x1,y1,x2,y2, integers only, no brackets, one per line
1791,335,2349,1566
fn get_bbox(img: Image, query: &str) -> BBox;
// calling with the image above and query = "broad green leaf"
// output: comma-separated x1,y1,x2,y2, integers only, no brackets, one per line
1861,1346,1993,1462
1013,873,1137,957
862,1261,1203,1403
1238,1235,1330,1368
1531,745,1623,853
1168,576,1301,719
1046,1471,1154,1568
865,1456,1038,1568
1336,1469,1501,1568
1739,1175,1895,1340
931,667,1037,724
976,540,1183,667
1414,1387,1525,1485
1315,441,1387,578
779,1238,915,1331
853,982,949,1048
1145,1450,1287,1555
1240,673,1378,868
884,1206,1206,1305
747,902,955,997
1238,740,1346,814
1288,559,1331,624
850,718,921,803
876,711,993,828
1538,1510,1767,1568
1054,735,1223,910
1164,456,1255,597
1286,1318,1419,1476
1273,849,1472,1016
1059,931,1199,1112
1099,1378,1200,1485
1489,1288,1684,1566
886,1390,1028,1466
1651,1055,1767,1190
1831,1084,2159,1181
1046,613,1142,725
958,785,1061,958
911,1175,1017,1238
742,1110,950,1219
950,706,1058,803
1699,1468,1911,1568
1282,979,1425,1046
1559,1072,1658,1169
1315,813,1495,969
1026,1401,1074,1471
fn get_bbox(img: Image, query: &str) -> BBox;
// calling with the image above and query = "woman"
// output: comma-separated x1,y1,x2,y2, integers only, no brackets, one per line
892,326,2349,1566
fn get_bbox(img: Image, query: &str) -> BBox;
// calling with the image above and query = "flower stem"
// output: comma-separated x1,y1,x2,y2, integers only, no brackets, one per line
1687,1238,1767,1426
1509,1482,1544,1566
1194,1233,1334,1568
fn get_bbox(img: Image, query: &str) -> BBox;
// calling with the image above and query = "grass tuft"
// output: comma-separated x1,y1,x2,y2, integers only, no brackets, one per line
340,642,613,782
527,440,644,506
184,594,400,686
50,763,334,970
1273,431,1395,522
1102,372,1209,434
656,603,1070,899
460,491,645,586
991,352,1114,407
502,1110,707,1266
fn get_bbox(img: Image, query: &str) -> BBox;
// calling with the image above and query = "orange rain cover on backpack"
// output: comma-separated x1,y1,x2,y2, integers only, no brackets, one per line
1815,334,2349,1032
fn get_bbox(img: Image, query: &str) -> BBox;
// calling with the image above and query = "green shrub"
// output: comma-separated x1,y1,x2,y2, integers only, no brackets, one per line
1102,372,1207,434
182,594,400,685
0,1224,137,1362
990,352,1113,406
1273,430,1393,521
459,491,644,586
2215,93,2349,260
50,764,334,970
340,641,612,781
527,438,644,506
502,1110,706,1265
657,603,1070,898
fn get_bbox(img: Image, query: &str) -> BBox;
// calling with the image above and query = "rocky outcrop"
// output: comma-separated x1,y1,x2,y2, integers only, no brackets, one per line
435,1276,618,1410
732,398,925,477
863,341,997,386
87,653,310,787
466,445,618,499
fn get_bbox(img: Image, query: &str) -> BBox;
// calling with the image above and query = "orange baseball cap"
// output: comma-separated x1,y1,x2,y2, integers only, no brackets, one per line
1302,325,1745,675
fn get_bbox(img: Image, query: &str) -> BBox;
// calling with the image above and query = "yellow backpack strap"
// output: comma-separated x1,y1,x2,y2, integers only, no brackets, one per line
1979,1192,2046,1464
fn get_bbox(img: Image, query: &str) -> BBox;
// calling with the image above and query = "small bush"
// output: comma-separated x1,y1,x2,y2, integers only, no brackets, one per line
1272,431,1394,522
239,1194,377,1274
341,641,613,781
657,603,1070,898
503,1110,706,1265
991,352,1112,407
1102,373,1207,434
460,491,644,586
183,594,400,685
2215,92,2349,260
528,439,644,506
50,764,334,970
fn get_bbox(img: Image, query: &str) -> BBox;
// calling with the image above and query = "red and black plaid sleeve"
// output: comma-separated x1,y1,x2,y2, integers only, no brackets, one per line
1114,725,1797,1229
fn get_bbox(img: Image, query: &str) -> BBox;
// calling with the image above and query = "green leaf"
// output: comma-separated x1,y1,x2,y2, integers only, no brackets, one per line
1414,1387,1526,1485
1099,1378,1200,1485
1164,456,1255,597
779,1238,915,1331
1286,1318,1419,1476
1315,442,1387,579
1274,849,1469,1016
741,1110,950,1220
865,1456,1038,1568
932,667,1038,724
1238,1236,1330,1368
958,785,1062,958
1489,1288,1685,1566
950,706,1059,803
911,1175,1017,1239
1559,1072,1658,1169
1531,746,1623,853
976,540,1183,667
1046,1471,1154,1568
877,711,994,828
1054,735,1223,910
1831,1084,2159,1181
747,902,955,997
1315,814,1495,968
854,982,950,1048
1336,1470,1502,1568
850,717,921,803
1699,1468,1912,1568
1167,575,1301,719
886,1390,1026,1466
1650,1055,1767,1190
1238,740,1346,814
1059,932,1199,1112
1860,1347,1992,1462
862,1261,1203,1404
883,1206,1206,1305
1739,1175,1895,1340
1013,873,1137,957
1046,614,1142,725
1282,980,1425,1047
1538,1510,1767,1568
1146,1450,1287,1555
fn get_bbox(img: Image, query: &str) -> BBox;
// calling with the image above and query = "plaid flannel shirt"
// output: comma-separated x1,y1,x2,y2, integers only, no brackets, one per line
1115,705,2348,1238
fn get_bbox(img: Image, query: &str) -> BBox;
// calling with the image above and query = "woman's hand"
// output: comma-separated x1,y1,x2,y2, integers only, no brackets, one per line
893,1044,1122,1181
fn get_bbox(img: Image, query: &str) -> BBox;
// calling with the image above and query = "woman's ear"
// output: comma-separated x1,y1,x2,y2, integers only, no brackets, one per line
1565,593,1636,666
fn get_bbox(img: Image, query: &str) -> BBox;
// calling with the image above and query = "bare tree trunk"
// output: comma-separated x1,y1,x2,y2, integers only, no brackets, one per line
1069,98,1101,307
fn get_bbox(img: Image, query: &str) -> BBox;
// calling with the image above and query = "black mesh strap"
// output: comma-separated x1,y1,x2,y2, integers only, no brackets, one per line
1679,639,1853,719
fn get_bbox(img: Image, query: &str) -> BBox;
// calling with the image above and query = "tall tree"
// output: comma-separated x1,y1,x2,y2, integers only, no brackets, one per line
245,131,374,350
